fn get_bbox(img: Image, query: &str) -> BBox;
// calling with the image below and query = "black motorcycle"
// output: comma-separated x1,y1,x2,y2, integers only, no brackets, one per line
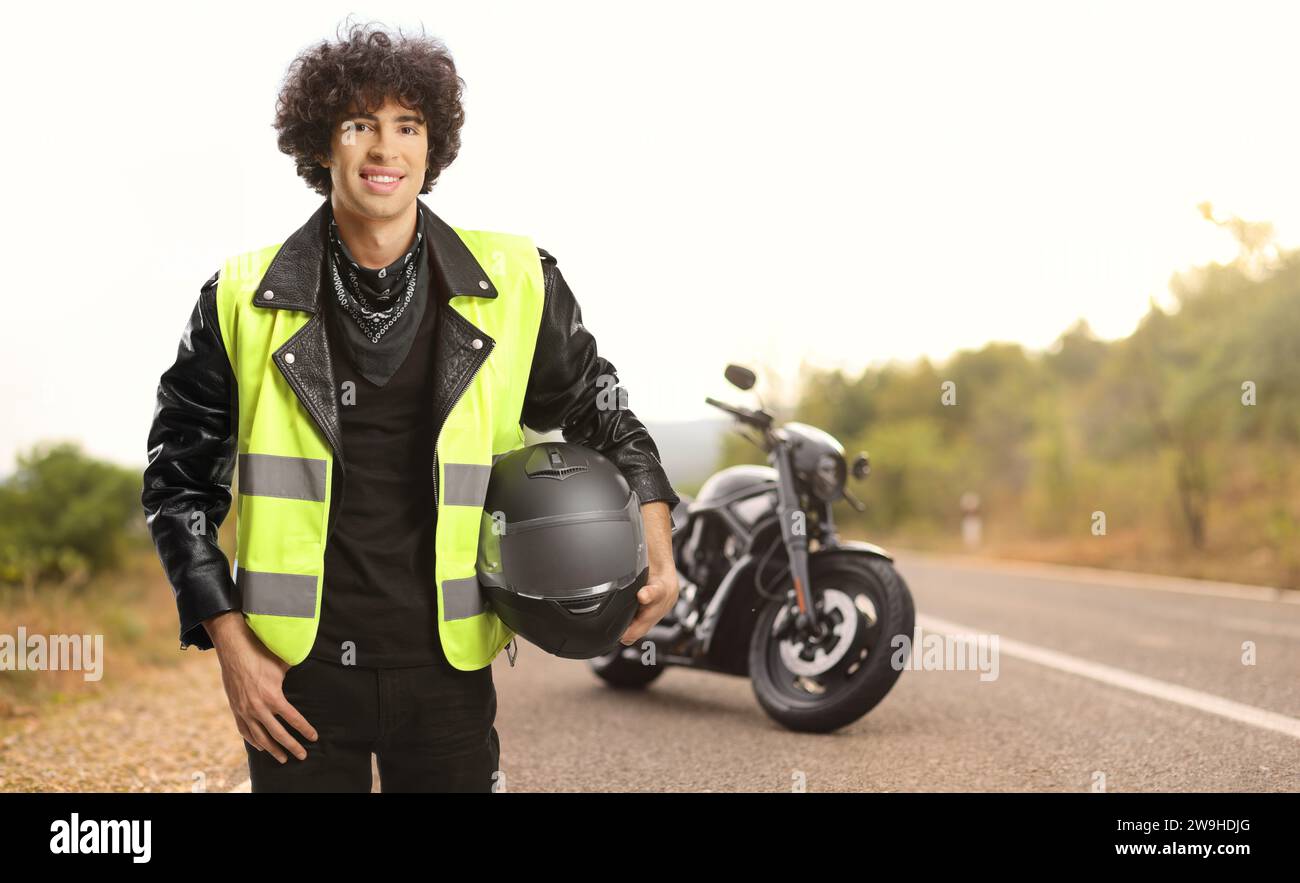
588,364,916,733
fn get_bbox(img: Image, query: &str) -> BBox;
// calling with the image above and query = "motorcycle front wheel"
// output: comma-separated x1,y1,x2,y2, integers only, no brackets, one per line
748,552,915,733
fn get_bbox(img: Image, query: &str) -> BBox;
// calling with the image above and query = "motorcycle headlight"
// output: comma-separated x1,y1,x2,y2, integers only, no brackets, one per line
812,452,847,502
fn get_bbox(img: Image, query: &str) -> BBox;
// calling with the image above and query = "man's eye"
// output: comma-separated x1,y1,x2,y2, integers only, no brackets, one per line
402,126,419,135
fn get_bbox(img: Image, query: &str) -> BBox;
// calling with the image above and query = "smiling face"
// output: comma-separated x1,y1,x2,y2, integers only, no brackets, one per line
319,94,429,222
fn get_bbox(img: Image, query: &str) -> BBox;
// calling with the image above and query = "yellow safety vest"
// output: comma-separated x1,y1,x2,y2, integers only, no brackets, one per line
213,224,545,670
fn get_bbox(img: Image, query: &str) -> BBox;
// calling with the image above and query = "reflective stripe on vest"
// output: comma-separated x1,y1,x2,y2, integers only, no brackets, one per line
214,227,545,669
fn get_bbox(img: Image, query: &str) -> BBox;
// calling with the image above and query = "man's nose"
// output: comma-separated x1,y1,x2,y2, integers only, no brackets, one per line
369,128,396,159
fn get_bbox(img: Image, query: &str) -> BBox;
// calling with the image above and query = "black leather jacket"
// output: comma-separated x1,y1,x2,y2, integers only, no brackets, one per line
142,198,679,651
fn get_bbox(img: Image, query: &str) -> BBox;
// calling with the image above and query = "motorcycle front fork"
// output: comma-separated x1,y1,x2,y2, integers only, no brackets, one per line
772,444,829,640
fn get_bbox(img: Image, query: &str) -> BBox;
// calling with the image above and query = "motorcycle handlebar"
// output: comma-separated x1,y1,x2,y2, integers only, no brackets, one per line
704,396,774,433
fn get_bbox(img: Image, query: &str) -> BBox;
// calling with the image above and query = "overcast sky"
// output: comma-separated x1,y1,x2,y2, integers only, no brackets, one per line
2,0,1298,471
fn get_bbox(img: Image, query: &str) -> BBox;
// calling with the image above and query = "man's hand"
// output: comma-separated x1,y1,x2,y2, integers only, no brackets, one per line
619,501,680,647
205,611,318,763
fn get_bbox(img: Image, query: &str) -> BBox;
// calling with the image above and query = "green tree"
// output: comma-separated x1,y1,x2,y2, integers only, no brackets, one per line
0,442,144,591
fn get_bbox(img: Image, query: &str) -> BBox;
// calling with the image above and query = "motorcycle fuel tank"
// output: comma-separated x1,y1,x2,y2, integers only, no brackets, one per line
696,464,779,526
696,464,778,502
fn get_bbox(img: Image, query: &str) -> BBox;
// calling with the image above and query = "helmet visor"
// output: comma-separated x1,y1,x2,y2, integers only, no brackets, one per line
478,491,647,599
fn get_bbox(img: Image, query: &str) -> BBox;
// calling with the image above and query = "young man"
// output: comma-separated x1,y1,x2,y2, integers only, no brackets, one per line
142,22,680,793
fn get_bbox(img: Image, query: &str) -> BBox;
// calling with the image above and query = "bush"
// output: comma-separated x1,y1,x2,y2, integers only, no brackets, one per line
0,442,145,590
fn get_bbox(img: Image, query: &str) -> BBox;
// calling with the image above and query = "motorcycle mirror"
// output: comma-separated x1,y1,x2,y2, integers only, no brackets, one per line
724,364,756,391
851,452,871,480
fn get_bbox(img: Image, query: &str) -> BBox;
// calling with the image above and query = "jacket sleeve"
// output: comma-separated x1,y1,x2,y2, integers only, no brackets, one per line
142,270,240,650
521,248,680,510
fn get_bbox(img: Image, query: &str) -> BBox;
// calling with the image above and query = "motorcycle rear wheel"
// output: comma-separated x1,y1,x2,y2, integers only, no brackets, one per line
748,552,915,733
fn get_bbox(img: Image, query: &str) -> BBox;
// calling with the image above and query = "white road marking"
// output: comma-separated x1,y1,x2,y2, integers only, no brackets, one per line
918,613,1300,741
898,550,1300,604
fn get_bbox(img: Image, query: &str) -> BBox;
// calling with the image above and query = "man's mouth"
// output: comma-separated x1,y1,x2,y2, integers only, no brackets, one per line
359,168,405,193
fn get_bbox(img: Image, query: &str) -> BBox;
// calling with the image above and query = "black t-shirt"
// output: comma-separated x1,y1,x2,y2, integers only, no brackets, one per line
307,251,450,669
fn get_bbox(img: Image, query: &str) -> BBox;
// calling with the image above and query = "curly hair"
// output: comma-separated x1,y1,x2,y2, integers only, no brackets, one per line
273,18,466,196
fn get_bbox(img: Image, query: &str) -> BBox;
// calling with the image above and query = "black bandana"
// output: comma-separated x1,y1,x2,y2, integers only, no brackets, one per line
326,206,429,387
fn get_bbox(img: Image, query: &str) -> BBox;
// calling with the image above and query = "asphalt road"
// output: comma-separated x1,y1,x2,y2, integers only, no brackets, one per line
482,551,1300,792
9,554,1292,793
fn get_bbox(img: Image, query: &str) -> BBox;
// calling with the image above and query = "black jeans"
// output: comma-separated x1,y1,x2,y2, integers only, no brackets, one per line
245,656,501,792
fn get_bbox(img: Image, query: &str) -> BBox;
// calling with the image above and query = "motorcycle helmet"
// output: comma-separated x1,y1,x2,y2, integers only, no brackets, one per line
476,442,649,659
